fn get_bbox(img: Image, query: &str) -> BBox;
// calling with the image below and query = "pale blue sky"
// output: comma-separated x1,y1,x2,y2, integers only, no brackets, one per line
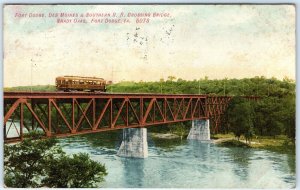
3,4,295,87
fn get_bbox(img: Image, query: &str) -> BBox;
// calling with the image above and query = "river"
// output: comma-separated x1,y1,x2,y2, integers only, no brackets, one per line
58,130,296,188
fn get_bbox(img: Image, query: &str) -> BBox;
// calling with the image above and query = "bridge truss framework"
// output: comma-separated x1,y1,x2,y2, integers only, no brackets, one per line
3,92,258,143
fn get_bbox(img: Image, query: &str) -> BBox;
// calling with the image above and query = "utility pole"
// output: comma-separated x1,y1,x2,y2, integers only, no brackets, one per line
30,59,37,92
242,83,244,96
198,79,201,94
111,64,113,93
30,60,33,92
160,75,163,94
111,64,120,93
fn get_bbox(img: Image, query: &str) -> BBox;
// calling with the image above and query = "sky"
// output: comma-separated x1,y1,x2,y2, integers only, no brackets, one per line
3,4,295,87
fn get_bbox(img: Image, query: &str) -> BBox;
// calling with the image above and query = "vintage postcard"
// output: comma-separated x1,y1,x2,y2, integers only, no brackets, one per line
3,4,295,188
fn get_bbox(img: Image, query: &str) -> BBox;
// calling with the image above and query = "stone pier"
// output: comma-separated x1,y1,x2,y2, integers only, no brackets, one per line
187,119,210,141
117,128,148,158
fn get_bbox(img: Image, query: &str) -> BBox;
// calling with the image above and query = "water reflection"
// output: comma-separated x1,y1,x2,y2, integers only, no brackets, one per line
121,158,145,187
149,136,186,151
226,147,252,181
287,154,296,174
82,131,122,149
188,140,211,160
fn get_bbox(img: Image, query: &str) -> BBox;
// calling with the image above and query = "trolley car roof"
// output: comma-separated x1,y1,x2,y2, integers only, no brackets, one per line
56,76,105,81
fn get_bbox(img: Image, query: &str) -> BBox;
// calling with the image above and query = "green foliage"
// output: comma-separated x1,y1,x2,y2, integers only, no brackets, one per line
279,96,296,141
42,153,107,188
107,76,295,97
225,97,255,143
222,94,295,145
167,122,190,140
4,137,61,187
254,98,283,137
4,85,56,92
253,96,295,142
4,135,107,188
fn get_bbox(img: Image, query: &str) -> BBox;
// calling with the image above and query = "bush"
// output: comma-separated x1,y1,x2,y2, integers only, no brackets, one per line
4,136,107,188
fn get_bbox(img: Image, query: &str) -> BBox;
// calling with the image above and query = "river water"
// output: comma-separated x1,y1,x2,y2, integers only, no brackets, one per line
58,130,296,188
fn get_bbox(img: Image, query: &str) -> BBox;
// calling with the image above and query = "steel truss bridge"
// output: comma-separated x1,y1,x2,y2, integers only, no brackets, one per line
3,92,259,143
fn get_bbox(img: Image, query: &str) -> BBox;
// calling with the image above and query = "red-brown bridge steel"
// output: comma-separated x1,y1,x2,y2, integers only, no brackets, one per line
3,92,259,143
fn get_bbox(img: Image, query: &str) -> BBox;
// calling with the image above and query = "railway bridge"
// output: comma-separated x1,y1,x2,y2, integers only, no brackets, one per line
3,92,259,158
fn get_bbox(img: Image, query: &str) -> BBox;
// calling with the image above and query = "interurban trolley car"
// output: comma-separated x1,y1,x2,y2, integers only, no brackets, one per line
56,76,107,92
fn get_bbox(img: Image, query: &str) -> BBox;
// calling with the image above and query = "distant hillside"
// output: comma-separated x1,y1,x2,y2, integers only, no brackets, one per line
4,85,56,92
3,76,295,98
108,76,295,98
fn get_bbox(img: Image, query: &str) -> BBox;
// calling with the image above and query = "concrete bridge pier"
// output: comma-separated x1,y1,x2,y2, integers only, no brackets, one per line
187,119,210,141
117,128,148,158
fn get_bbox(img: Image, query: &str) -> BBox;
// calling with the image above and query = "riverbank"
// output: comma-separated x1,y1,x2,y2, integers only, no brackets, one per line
150,131,295,155
212,133,295,155
151,133,180,139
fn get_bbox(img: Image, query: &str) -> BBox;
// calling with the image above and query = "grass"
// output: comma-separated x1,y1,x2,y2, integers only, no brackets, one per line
215,133,295,155
211,133,235,139
249,135,295,155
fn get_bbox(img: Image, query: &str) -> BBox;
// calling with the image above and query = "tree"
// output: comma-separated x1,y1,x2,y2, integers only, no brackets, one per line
167,76,176,82
226,97,255,143
42,153,107,188
254,97,284,138
4,136,61,187
4,135,107,188
172,123,187,140
279,95,295,142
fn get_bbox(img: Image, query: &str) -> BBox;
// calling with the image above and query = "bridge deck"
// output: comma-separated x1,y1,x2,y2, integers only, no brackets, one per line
4,91,210,97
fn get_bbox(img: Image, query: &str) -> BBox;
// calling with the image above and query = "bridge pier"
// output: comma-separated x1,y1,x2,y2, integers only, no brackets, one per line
187,119,210,141
117,128,148,158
